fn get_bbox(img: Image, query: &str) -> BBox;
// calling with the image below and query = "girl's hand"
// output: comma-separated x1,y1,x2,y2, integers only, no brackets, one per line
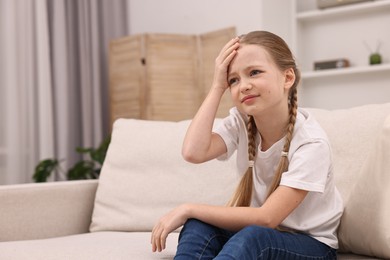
151,204,190,252
212,37,240,91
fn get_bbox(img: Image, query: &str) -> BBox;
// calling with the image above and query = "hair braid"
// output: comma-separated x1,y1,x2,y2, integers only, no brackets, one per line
266,87,298,198
228,116,257,207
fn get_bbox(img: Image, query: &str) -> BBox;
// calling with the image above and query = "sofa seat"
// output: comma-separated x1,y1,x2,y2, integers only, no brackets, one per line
0,231,378,260
0,232,178,260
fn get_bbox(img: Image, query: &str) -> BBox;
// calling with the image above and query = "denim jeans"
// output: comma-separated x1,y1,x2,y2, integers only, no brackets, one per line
174,219,337,260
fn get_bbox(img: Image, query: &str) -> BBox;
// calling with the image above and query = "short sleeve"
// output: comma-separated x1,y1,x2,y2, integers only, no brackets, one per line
280,140,331,193
214,118,239,160
213,108,246,161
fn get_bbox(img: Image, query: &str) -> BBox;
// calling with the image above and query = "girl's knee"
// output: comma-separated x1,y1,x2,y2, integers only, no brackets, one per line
183,218,203,227
232,225,275,248
182,218,210,232
180,219,218,239
177,219,233,258
240,225,273,236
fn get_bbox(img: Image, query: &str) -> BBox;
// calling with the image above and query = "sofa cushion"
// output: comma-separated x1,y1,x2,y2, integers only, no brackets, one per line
90,119,238,233
307,103,390,258
337,115,390,258
0,231,377,260
0,231,178,259
306,103,390,204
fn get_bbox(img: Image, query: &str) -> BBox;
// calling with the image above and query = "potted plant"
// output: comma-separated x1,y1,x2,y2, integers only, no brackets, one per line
33,136,110,182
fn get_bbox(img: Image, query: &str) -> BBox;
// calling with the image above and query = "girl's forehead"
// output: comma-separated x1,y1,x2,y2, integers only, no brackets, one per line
230,44,274,70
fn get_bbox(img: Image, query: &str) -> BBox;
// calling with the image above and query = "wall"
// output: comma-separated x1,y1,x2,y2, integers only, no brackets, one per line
126,1,390,110
126,0,263,36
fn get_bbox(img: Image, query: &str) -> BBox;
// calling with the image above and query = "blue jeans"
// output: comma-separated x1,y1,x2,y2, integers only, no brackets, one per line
174,219,337,260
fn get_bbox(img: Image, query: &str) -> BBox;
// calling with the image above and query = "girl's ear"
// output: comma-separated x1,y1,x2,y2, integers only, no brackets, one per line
283,68,295,90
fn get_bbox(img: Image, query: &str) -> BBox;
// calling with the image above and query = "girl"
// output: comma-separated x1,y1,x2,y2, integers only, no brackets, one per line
151,31,343,259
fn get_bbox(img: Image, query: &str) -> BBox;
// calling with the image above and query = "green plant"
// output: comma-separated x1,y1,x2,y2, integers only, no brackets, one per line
33,136,111,182
364,40,382,65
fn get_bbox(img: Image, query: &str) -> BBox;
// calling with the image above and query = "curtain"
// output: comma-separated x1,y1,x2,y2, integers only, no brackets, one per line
0,0,128,184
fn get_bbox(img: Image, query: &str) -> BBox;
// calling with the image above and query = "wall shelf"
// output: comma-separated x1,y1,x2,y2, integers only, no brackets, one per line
292,0,390,109
297,0,390,21
301,63,390,79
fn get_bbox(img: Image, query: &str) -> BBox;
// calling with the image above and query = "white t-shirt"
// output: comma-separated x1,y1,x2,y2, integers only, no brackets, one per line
214,107,344,249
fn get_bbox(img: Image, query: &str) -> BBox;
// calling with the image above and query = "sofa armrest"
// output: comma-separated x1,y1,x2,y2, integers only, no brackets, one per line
0,179,98,242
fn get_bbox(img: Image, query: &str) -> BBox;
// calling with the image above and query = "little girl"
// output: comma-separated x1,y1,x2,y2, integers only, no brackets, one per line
151,31,343,259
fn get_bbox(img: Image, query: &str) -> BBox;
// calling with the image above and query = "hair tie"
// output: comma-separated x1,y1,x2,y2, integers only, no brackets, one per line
281,151,288,157
248,160,254,168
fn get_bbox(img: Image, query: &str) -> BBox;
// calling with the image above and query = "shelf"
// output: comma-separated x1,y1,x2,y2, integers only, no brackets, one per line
301,63,390,79
293,0,390,109
296,0,390,21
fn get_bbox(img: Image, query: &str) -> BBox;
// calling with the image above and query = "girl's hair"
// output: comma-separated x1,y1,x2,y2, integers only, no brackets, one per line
228,31,301,207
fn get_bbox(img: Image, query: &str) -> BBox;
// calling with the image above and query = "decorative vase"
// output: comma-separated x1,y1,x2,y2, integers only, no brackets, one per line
370,53,382,65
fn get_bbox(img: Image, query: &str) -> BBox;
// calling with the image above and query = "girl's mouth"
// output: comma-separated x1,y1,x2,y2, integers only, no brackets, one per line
241,95,259,103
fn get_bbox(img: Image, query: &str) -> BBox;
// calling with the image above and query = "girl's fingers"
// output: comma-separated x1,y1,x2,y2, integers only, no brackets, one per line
211,38,239,90
157,232,166,252
151,225,162,252
217,38,239,63
220,37,239,54
151,224,167,252
151,206,187,252
217,41,239,64
223,47,238,66
221,43,239,63
161,234,166,251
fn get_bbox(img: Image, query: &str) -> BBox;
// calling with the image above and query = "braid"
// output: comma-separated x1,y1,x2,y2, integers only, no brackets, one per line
247,116,257,162
228,116,257,207
266,87,298,198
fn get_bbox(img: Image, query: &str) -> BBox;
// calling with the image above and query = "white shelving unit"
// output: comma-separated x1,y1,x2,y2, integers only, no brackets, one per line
301,62,390,79
292,0,390,109
296,0,390,21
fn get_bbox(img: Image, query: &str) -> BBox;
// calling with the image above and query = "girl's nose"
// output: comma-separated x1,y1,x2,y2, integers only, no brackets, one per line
240,80,253,93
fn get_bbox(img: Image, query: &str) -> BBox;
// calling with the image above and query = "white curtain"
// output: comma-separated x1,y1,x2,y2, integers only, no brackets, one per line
0,0,128,184
0,0,55,184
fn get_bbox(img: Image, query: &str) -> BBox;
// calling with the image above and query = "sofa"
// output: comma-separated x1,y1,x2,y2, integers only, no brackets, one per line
1,103,390,260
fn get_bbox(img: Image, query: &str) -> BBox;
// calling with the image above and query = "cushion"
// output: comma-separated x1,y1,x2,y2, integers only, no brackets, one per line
337,115,390,258
0,231,377,260
307,103,390,258
0,231,178,259
306,103,390,204
90,119,238,232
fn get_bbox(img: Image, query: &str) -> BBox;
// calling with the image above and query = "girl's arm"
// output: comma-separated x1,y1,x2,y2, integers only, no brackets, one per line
151,185,308,252
182,37,239,163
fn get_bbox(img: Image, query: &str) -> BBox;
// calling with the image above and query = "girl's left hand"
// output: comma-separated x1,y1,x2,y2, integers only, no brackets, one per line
151,204,190,252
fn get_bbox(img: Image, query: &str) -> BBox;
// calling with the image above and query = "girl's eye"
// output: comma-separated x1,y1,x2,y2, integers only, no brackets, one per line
250,70,262,76
228,78,238,86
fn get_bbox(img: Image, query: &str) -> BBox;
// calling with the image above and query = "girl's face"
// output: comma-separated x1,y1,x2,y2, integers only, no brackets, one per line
227,44,294,118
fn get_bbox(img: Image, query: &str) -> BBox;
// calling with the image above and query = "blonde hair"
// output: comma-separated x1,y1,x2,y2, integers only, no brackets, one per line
228,31,301,207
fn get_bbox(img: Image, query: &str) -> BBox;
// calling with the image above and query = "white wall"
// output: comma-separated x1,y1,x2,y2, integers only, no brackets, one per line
126,0,264,36
125,1,390,110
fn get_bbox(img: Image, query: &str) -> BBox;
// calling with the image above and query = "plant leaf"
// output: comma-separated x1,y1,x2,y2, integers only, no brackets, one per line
67,161,95,180
75,147,93,154
91,136,111,165
32,159,59,182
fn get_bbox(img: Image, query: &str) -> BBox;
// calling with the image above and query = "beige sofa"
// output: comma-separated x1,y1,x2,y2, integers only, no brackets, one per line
1,103,390,260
